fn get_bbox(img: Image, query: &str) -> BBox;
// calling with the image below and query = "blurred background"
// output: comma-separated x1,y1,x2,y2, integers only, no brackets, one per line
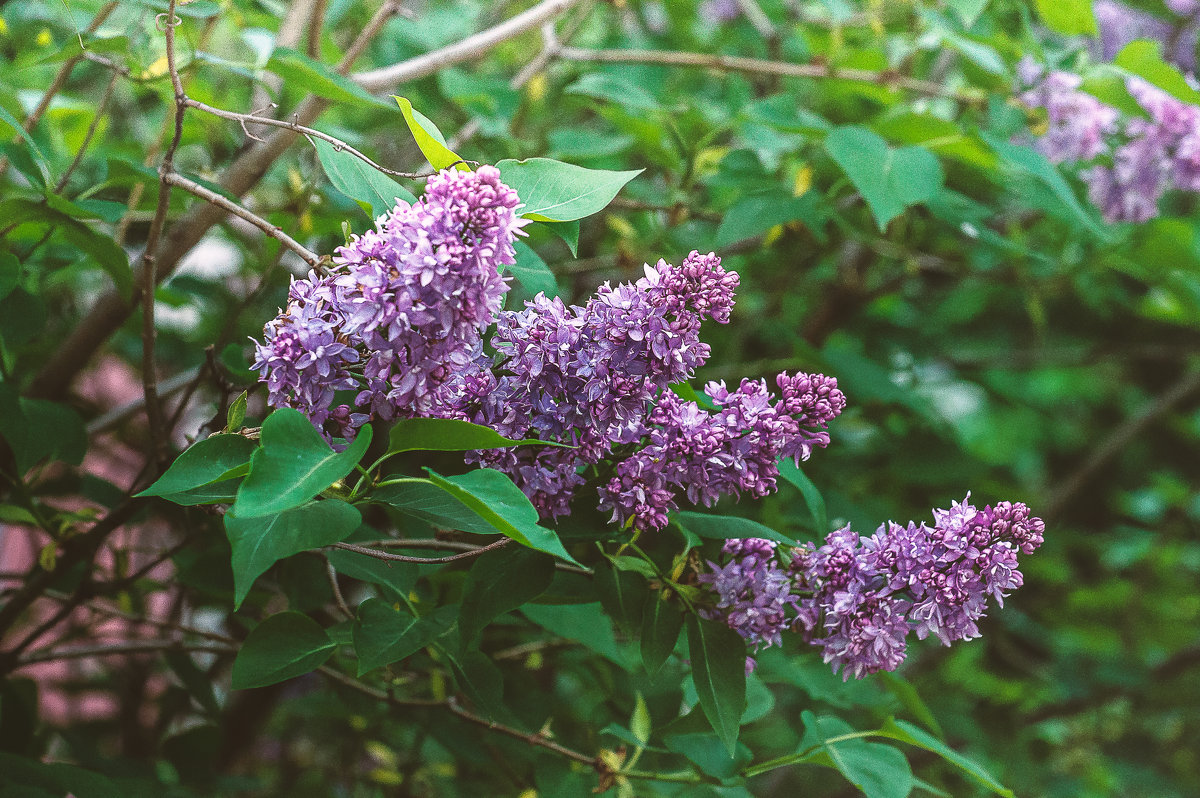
1,0,1198,795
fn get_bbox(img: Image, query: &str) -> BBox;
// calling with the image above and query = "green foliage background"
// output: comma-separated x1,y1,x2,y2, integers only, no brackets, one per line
0,0,1198,796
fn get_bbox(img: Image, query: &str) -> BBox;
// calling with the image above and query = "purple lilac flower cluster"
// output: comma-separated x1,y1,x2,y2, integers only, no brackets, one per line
1019,60,1200,223
1094,0,1199,74
599,372,845,531
701,497,1045,679
447,251,754,519
252,166,524,437
255,168,845,528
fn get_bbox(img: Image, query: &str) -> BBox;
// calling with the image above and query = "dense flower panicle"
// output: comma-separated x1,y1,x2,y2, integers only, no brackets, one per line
1018,65,1118,163
253,166,524,435
1094,0,1199,73
599,372,846,531
700,498,1045,680
699,538,799,652
461,251,741,517
252,277,360,429
1019,59,1200,223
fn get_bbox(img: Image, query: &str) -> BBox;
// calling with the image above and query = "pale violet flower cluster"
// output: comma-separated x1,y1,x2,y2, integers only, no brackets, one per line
701,497,1045,679
253,166,524,437
599,373,845,531
255,170,845,528
1019,60,1200,223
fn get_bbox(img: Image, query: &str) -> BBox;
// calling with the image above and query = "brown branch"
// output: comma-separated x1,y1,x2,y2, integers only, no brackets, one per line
1041,368,1200,521
0,1,119,178
556,45,984,104
54,71,120,193
28,0,577,401
141,3,190,468
353,0,580,92
162,172,321,266
332,538,511,564
17,639,233,667
185,98,429,179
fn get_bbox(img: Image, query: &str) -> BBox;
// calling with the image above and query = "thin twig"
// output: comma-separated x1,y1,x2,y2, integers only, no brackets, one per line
185,98,429,179
141,2,189,469
161,172,321,266
54,71,120,193
17,639,233,666
332,538,511,564
556,46,984,104
1041,368,1200,521
31,0,576,400
353,0,580,91
325,555,354,619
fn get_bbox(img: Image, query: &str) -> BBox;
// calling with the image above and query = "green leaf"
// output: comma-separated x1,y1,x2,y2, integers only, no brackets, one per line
225,392,248,434
0,106,50,176
0,252,18,301
0,389,87,474
394,97,469,171
878,718,1013,797
225,499,362,609
510,240,560,296
426,469,580,564
686,614,746,756
521,603,633,667
495,158,642,222
313,136,417,217
565,73,664,113
1114,40,1200,108
444,649,508,720
641,591,684,676
877,673,944,738
458,546,555,643
801,712,914,798
386,417,562,455
353,598,443,675
594,560,648,636
664,733,752,780
371,480,500,535
266,47,389,107
825,127,944,230
230,612,335,689
716,189,827,248
326,548,418,599
138,435,257,502
1033,0,1096,35
980,132,1109,238
233,408,372,518
777,461,828,534
674,511,795,545
542,219,580,256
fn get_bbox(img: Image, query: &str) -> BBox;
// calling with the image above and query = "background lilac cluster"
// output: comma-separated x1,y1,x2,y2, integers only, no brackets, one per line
1019,5,1200,225
701,497,1045,679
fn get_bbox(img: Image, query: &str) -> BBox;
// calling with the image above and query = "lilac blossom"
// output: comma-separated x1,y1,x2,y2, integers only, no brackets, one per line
457,251,742,518
253,165,524,437
599,372,846,532
1019,62,1200,223
700,497,1045,680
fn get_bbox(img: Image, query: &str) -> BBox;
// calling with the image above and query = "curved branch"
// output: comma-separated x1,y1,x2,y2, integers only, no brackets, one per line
162,172,321,266
353,0,580,92
332,538,511,563
185,98,429,179
556,45,984,103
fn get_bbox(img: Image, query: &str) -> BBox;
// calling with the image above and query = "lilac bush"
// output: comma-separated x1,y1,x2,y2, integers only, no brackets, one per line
254,165,1041,682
